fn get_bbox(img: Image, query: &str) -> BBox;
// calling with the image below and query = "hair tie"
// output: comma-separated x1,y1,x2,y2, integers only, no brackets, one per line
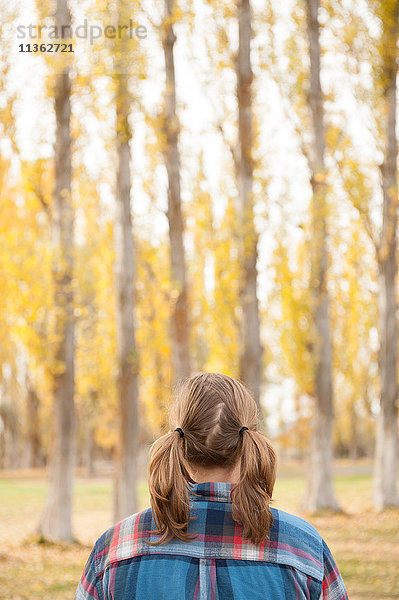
239,426,249,437
174,427,184,438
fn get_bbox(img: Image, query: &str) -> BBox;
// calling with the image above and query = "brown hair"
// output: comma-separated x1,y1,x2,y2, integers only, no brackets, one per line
148,372,277,546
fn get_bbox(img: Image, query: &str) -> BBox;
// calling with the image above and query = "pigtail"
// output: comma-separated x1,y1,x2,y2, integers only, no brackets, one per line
231,429,277,545
148,430,197,545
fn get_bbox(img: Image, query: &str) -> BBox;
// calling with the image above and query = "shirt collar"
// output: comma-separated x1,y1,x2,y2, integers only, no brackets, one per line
189,481,236,503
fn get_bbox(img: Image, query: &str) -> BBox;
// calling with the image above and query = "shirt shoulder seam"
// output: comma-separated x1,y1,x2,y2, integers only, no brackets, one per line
98,549,324,582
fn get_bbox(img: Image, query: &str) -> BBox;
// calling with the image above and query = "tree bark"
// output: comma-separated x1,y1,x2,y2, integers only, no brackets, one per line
38,0,76,541
162,0,191,385
0,379,21,470
348,401,358,460
236,0,262,411
302,0,340,512
25,373,42,468
113,46,139,522
374,1,399,510
83,389,97,478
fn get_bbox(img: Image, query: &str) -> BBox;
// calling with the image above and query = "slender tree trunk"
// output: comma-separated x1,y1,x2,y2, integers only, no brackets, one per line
83,425,96,477
374,1,399,510
236,0,262,411
25,373,41,468
302,0,340,512
83,389,97,478
38,0,76,541
162,0,191,385
348,401,358,460
113,54,139,522
0,383,20,470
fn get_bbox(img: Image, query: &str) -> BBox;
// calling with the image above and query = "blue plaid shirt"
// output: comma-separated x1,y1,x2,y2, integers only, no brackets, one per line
76,481,348,599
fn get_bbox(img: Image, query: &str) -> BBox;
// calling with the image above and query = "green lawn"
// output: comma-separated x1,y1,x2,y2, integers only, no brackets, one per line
0,463,398,599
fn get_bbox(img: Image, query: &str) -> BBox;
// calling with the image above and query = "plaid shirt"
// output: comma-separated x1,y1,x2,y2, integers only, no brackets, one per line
75,482,348,600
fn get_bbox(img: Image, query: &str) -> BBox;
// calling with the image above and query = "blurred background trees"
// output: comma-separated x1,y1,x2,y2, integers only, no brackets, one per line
0,0,399,542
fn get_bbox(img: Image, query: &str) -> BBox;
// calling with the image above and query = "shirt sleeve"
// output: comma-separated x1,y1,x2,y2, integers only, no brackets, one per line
75,543,103,600
320,538,348,600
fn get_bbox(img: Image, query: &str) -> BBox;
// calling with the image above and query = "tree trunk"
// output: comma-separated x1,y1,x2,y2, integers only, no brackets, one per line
113,52,139,522
0,381,21,470
83,389,97,478
83,425,96,477
302,0,340,512
236,0,262,411
348,401,358,460
25,373,42,468
374,1,399,510
162,0,191,385
38,0,76,541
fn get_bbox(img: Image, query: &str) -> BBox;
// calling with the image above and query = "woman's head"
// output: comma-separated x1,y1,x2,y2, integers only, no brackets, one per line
148,372,277,545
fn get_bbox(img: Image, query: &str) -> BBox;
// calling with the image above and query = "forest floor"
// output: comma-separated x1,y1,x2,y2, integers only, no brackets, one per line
0,460,398,599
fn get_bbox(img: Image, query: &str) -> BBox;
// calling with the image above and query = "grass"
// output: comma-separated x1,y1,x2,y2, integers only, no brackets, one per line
0,463,398,599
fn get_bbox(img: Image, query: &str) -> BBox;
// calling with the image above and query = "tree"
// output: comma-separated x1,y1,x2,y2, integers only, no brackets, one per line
38,0,76,541
0,361,21,469
373,0,399,510
112,0,140,522
332,0,399,508
25,372,42,468
161,0,191,384
236,0,263,409
302,0,340,511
